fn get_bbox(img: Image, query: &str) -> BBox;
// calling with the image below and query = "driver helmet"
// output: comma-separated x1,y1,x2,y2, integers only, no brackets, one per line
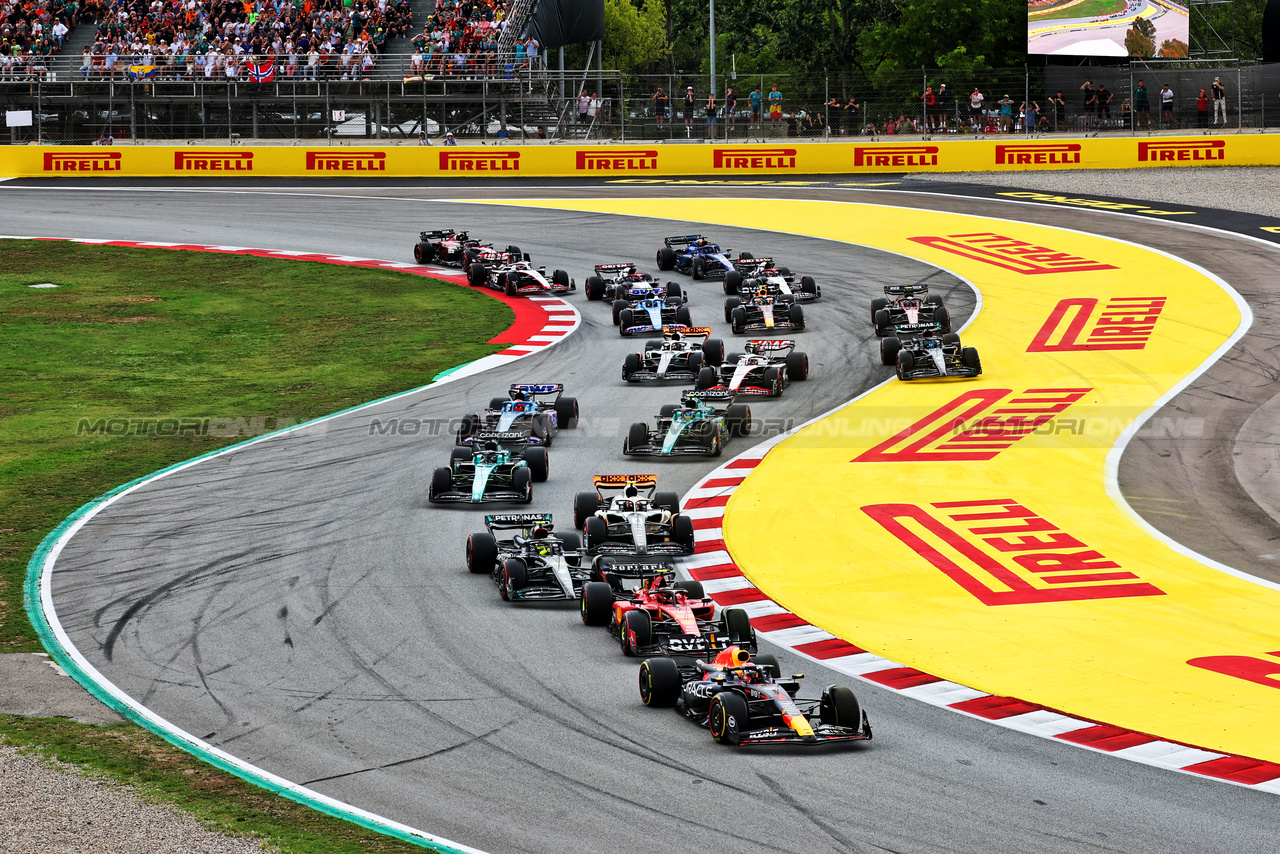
510,389,528,401
681,393,700,409
669,330,682,342
532,540,553,557
530,526,550,539
483,440,500,452
695,238,707,247
713,645,751,667
757,283,769,298
624,483,640,499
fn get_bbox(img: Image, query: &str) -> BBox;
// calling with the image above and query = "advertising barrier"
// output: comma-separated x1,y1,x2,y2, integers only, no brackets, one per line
2,135,1276,179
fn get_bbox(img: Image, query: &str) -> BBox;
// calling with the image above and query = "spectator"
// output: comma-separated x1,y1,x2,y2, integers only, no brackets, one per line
805,109,824,137
1212,77,1227,127
998,94,1014,133
844,97,861,136
578,90,591,123
1050,90,1066,131
767,84,782,128
652,86,668,128
724,87,737,132
1133,80,1151,129
885,116,897,135
969,87,984,131
935,83,952,131
683,85,695,131
920,86,934,128
1097,84,1113,128
1080,79,1096,129
1022,99,1039,134
535,125,546,139
444,132,457,146
1196,89,1209,128
1120,98,1132,126
749,86,762,127
496,122,509,139
1160,83,1174,126
705,91,716,138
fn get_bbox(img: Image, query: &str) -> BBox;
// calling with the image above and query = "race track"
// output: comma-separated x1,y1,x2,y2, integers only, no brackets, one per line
5,180,1280,853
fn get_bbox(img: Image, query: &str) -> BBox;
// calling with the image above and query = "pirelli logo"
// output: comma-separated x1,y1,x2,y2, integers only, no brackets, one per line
712,147,796,169
576,148,658,170
175,151,253,171
305,151,386,172
854,387,1091,463
1028,297,1166,352
43,152,123,172
853,145,938,168
439,151,520,171
863,499,1164,605
1138,140,1225,163
995,143,1081,165
907,232,1119,275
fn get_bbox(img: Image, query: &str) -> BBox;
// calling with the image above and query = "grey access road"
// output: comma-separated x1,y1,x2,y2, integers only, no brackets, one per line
4,181,1279,854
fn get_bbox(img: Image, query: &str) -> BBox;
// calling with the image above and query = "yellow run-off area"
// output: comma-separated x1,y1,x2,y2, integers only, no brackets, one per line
495,198,1279,761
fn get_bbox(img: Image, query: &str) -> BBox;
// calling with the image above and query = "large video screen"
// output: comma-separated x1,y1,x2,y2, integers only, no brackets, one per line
1029,0,1189,57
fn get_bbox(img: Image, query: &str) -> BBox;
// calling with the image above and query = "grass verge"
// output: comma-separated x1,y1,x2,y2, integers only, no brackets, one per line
1,238,512,850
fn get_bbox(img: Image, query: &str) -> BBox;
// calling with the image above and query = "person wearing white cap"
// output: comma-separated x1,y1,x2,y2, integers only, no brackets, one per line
684,85,696,131
1211,77,1227,127
444,132,457,146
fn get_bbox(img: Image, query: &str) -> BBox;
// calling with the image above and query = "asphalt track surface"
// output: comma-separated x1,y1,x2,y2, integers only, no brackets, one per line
5,179,1280,853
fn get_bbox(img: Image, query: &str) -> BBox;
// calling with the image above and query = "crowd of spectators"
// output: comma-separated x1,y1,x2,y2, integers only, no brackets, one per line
408,0,536,79
0,0,84,80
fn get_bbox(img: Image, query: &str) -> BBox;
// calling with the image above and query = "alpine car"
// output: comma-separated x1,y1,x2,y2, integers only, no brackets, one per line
723,263,820,302
696,339,809,398
465,513,587,602
581,571,761,659
872,283,950,337
884,332,982,380
413,229,523,269
618,296,693,337
458,384,579,448
428,439,536,504
639,647,873,747
624,389,751,458
656,235,758,281
574,475,694,556
725,287,806,335
467,258,574,296
622,327,724,384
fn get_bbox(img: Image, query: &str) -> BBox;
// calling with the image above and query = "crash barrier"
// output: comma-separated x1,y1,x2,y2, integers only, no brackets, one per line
2,135,1277,178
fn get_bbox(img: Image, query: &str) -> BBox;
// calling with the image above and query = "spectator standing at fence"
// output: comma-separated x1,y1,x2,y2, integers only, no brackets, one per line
578,90,590,123
1133,79,1150,129
1160,83,1174,126
1196,89,1209,128
1048,90,1065,131
683,85,695,131
920,86,934,129
1212,77,1227,126
768,84,783,128
935,84,952,132
1097,84,1113,128
705,91,717,138
653,86,668,128
724,87,737,133
587,92,601,135
1120,98,1131,126
998,94,1014,133
1080,79,1096,129
845,97,861,135
1022,100,1038,134
749,86,762,127
969,87,984,131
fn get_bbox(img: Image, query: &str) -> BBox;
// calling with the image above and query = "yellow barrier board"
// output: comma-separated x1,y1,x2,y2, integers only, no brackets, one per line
496,197,1280,761
1,134,1277,178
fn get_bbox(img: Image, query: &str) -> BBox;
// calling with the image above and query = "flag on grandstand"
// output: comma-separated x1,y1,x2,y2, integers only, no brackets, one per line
126,65,157,80
246,59,275,83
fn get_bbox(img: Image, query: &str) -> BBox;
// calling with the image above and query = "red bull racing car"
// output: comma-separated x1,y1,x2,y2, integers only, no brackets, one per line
723,261,820,302
725,287,805,335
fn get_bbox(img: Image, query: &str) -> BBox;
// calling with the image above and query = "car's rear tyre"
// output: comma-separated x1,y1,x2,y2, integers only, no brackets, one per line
612,299,628,325
672,514,695,552
585,275,605,301
666,281,683,301
552,269,570,288
934,306,952,333
654,491,681,513
501,558,527,601
870,297,888,323
581,580,614,626
696,366,718,390
674,580,705,600
488,396,507,412
574,491,600,529
657,246,675,270
880,336,901,366
776,266,791,276
621,608,653,656
942,333,961,346
788,304,805,328
458,412,481,442
512,466,533,503
413,242,431,263
676,305,693,327
466,532,498,574
722,607,755,646
723,296,741,323
639,657,681,707
730,306,746,334
963,346,982,374
428,466,452,501
643,338,663,352
556,530,582,553
725,403,751,438
523,446,549,482
619,309,634,336
623,352,643,381
754,653,781,678
659,403,679,418
927,294,945,308
740,252,754,261
584,514,608,548
625,422,649,454
725,352,744,365
505,244,522,259
787,350,809,380
896,349,915,380
555,396,579,428
709,691,749,745
723,270,742,295
702,338,724,366
800,275,818,294
821,686,863,730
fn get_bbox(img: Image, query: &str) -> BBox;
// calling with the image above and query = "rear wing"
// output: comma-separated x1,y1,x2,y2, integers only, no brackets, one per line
420,229,463,240
509,383,563,401
474,430,529,447
485,512,554,534
733,257,774,272
894,321,943,335
884,283,928,297
686,388,736,403
745,339,795,356
594,262,637,275
607,561,675,580
592,474,658,499
663,234,707,247
664,325,711,342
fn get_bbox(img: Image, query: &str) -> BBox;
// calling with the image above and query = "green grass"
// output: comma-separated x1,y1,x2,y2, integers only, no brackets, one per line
0,239,511,851
1031,0,1128,21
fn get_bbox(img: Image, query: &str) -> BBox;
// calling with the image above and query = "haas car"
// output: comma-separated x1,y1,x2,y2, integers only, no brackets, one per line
414,229,522,271
696,339,809,398
725,285,806,335
467,257,574,296
465,513,587,602
582,571,761,660
458,384,579,448
624,389,751,458
429,438,537,504
872,284,951,337
585,263,685,323
622,327,725,384
574,475,694,556
723,262,820,302
656,235,759,280
639,647,873,747
885,331,983,381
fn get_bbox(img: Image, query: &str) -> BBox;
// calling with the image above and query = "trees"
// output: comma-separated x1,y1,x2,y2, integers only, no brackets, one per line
1124,17,1156,58
604,0,671,75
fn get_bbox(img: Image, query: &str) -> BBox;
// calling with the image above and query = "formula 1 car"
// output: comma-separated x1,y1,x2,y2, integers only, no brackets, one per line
465,513,588,601
624,389,751,458
723,263,820,302
413,229,524,270
638,648,873,746
656,235,759,281
622,327,725,383
883,332,982,380
584,263,684,313
574,475,694,556
871,284,950,337
724,288,805,335
457,384,579,448
618,297,694,337
580,571,761,659
696,339,809,397
467,258,575,296
429,439,536,504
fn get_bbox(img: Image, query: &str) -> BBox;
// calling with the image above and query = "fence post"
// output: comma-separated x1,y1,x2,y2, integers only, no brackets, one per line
130,82,136,141
36,78,42,143
1236,65,1241,131
620,76,626,142
921,66,927,133
325,79,331,145
1024,65,1030,135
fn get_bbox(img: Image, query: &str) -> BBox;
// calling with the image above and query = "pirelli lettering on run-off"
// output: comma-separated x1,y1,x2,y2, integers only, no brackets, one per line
1138,140,1226,163
995,143,1081,166
305,151,387,172
853,145,938,168
713,148,796,169
576,149,658,170
438,151,520,172
1028,297,1167,352
862,499,1165,605
174,151,254,171
907,232,1119,275
43,152,123,172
